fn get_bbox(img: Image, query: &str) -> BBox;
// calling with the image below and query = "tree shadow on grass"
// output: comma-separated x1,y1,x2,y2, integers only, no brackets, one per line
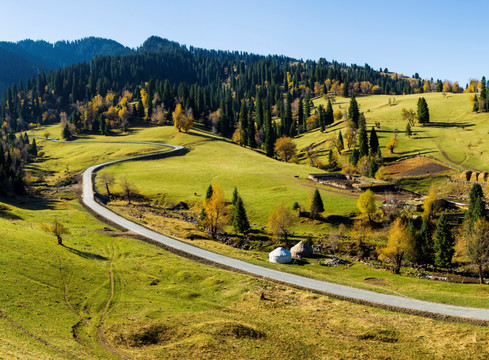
0,204,23,220
64,246,108,261
425,122,474,129
0,194,57,211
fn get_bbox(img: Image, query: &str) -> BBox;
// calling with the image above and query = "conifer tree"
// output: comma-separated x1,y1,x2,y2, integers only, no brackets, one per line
358,120,369,157
349,148,360,166
205,184,213,199
466,183,486,228
232,187,239,207
405,122,412,137
325,99,334,126
348,96,360,127
303,94,310,128
247,110,256,148
417,97,430,124
369,127,379,155
337,131,344,152
433,213,454,268
298,98,304,130
415,217,434,265
264,100,275,157
318,104,326,131
310,188,324,219
233,196,251,234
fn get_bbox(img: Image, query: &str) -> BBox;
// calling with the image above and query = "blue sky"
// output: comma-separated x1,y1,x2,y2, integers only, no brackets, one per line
3,0,486,84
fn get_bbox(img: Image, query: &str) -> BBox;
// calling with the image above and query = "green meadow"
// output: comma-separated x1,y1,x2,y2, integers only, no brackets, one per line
296,92,489,172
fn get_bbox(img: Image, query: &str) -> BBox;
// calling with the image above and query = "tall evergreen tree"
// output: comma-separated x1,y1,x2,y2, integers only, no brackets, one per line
349,148,360,166
433,214,454,268
369,127,379,156
415,217,434,265
466,183,486,228
297,98,304,130
264,100,275,157
358,120,369,157
232,187,239,207
325,99,334,126
318,104,326,132
310,188,325,219
205,184,213,199
233,196,251,234
348,96,360,127
303,94,311,128
247,110,256,148
417,97,430,124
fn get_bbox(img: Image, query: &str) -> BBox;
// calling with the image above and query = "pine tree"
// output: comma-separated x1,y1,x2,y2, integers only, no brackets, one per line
303,94,310,128
325,99,334,126
417,97,430,124
232,187,239,206
298,98,304,130
310,188,324,219
405,122,412,137
247,110,256,148
348,96,360,127
415,217,434,265
369,127,379,155
318,104,326,131
337,131,344,152
473,94,480,112
264,100,275,157
466,183,486,228
358,120,369,157
205,184,213,199
433,213,454,268
233,196,251,234
349,148,360,166
62,123,71,140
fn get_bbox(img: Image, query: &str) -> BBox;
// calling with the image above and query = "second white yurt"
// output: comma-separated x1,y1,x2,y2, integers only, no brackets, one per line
268,247,292,264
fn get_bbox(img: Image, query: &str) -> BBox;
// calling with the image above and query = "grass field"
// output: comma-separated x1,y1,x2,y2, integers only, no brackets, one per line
298,92,489,172
83,126,359,235
3,194,489,359
3,102,488,358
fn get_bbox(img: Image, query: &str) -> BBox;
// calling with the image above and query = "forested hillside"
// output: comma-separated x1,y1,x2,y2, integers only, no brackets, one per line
0,37,132,92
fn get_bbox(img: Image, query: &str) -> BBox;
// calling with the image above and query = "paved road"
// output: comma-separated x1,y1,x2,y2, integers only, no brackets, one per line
79,141,489,324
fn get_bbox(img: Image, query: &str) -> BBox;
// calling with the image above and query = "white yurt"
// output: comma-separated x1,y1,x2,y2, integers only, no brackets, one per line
268,247,292,264
291,241,314,258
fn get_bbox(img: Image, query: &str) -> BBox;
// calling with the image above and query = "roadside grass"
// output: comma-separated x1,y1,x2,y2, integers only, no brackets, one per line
303,92,489,172
105,202,489,309
3,195,489,359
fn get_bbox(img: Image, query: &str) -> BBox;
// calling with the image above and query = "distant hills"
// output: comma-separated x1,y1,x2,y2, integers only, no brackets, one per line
0,37,133,91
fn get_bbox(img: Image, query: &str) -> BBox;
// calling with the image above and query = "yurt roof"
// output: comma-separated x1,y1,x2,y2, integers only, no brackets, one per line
269,247,291,256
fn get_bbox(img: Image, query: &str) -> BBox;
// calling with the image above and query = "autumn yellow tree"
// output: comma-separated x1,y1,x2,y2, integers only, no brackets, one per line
422,185,436,220
357,189,377,221
401,108,416,126
378,218,414,274
172,104,194,132
202,184,229,239
267,201,294,246
140,89,149,119
232,123,246,146
274,136,297,162
386,135,398,153
41,219,70,245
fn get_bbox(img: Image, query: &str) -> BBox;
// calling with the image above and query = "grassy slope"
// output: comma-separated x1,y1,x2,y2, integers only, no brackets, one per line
300,93,489,172
88,126,357,233
3,195,489,359
39,124,485,308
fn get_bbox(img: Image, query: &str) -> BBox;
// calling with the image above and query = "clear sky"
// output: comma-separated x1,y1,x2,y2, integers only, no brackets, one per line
2,0,486,84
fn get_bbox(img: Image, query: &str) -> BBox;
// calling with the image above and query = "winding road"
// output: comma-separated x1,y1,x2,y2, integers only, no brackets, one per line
80,142,489,325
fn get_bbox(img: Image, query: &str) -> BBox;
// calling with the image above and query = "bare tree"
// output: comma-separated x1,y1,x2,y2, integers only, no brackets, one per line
99,172,115,198
467,219,489,284
120,178,137,204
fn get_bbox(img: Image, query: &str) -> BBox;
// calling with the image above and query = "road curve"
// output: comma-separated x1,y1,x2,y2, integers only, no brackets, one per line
80,141,489,324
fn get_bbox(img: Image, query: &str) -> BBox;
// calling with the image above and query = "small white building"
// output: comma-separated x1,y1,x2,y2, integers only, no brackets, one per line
268,247,292,264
